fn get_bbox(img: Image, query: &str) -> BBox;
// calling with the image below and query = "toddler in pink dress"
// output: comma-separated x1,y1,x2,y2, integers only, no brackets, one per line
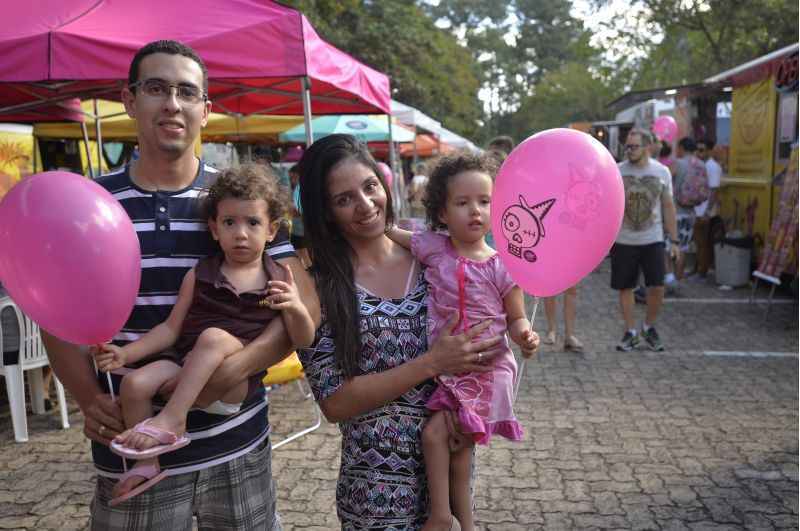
390,152,539,531
413,230,523,444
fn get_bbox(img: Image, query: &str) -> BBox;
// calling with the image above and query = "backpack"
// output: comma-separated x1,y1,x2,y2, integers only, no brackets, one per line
675,157,710,208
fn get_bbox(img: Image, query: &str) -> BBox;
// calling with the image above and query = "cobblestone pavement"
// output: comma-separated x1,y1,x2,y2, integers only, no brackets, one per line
0,260,797,530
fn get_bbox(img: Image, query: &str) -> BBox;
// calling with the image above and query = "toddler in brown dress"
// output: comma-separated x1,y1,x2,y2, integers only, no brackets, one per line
93,164,315,505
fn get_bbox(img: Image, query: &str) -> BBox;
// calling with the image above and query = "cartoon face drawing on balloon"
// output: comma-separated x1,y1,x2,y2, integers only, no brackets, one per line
501,196,556,263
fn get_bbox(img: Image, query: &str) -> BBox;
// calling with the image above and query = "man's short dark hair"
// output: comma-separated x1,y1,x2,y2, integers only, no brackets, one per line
128,40,208,93
487,135,515,155
628,128,653,146
678,137,697,153
659,140,672,158
697,138,715,150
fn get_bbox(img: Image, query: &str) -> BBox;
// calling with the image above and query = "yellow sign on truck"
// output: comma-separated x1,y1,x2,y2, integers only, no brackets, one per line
715,46,798,264
0,124,37,200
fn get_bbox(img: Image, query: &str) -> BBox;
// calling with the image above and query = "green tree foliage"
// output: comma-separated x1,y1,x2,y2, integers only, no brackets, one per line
426,0,588,141
283,0,482,137
510,60,626,139
592,0,798,87
283,0,796,146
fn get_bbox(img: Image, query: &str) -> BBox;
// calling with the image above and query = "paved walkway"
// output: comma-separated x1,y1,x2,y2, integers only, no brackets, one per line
0,260,797,530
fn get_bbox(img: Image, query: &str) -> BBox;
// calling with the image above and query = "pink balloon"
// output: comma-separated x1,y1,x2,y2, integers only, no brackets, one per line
652,115,678,142
377,162,393,189
0,172,141,344
491,129,624,297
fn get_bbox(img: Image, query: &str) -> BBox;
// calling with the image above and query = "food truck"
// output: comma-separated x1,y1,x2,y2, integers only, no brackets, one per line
606,44,798,267
704,44,798,259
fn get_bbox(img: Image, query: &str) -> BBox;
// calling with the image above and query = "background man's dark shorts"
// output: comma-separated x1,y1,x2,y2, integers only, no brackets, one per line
610,242,666,290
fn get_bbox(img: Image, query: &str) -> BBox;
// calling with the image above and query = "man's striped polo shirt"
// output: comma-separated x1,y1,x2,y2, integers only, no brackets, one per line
92,162,295,476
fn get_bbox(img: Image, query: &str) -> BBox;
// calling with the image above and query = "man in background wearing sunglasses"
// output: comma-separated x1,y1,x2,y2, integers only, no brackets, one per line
610,128,680,352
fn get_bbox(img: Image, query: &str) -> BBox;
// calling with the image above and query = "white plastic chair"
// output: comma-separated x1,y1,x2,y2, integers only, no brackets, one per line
0,300,69,442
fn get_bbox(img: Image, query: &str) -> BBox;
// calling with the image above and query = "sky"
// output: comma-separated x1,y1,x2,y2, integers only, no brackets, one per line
571,0,659,62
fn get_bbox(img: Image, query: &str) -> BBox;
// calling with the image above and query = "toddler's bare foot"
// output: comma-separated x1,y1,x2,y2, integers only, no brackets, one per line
116,413,186,451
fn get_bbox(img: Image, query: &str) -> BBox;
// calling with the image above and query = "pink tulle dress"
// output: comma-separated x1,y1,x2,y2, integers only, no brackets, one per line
411,231,523,445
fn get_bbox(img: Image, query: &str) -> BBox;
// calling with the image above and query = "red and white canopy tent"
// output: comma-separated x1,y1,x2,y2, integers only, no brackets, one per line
0,0,394,174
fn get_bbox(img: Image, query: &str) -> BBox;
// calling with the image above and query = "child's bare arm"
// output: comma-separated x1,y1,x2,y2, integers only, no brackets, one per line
386,226,413,249
92,343,127,372
503,286,539,358
115,269,196,364
268,262,316,348
281,304,315,349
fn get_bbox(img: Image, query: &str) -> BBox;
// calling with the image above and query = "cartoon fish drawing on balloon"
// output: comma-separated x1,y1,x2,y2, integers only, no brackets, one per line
501,196,556,263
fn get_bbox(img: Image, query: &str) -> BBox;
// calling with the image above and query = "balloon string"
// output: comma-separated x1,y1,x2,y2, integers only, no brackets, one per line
91,348,126,472
513,296,539,403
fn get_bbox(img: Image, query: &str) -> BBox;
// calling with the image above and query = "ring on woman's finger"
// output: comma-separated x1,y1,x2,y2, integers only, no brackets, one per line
99,425,107,437
477,352,483,362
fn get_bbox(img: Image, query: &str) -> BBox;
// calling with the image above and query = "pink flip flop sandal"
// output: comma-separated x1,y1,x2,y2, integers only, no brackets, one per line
110,418,190,460
109,462,168,506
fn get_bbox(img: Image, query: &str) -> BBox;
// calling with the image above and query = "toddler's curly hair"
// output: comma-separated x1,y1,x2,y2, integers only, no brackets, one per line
424,151,500,231
202,163,288,223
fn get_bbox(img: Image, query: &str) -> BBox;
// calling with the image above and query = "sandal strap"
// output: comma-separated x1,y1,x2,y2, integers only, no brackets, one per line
118,462,160,482
132,419,180,444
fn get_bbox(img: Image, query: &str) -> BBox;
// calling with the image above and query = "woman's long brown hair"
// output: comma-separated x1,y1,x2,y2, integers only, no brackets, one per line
297,134,394,378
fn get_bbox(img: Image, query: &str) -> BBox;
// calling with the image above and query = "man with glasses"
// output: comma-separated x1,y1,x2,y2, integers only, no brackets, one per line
42,40,317,529
692,138,722,279
611,129,680,351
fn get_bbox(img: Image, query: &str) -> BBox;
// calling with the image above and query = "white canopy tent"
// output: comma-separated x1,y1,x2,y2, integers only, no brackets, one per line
439,127,480,153
391,100,442,135
391,99,481,154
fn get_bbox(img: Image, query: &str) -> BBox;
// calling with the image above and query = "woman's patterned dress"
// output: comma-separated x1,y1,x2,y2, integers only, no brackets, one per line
299,271,435,530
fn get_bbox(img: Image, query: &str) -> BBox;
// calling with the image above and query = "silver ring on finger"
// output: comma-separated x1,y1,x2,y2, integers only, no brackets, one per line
99,425,106,437
477,352,483,362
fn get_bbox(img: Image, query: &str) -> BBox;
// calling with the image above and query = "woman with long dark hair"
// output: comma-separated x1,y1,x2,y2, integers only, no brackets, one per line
297,134,502,530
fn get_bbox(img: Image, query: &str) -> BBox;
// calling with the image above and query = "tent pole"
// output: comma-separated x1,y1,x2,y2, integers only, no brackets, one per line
412,126,418,167
387,114,402,215
302,76,313,147
94,99,103,176
80,121,95,179
32,136,39,172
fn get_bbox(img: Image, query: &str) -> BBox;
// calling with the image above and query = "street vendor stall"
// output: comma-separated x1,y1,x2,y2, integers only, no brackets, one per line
0,98,88,197
704,44,799,254
606,44,798,267
36,101,305,145
279,115,414,144
0,1,391,150
32,99,307,175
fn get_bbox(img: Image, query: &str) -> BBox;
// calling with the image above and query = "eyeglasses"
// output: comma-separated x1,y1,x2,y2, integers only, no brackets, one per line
624,144,641,151
131,78,207,104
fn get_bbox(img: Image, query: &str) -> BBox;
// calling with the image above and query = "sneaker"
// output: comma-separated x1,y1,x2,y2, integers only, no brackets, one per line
616,331,639,351
641,326,664,351
665,281,680,296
